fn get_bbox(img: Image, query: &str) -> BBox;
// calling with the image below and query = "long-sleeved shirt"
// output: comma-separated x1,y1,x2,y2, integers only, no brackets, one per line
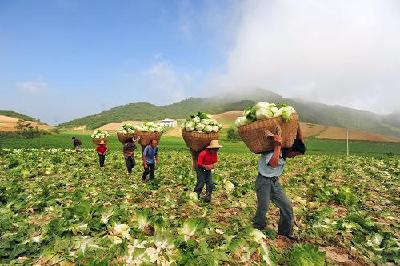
96,145,107,154
197,149,218,168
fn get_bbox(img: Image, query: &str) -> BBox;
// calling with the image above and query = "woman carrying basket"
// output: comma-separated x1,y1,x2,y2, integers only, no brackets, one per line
252,126,305,239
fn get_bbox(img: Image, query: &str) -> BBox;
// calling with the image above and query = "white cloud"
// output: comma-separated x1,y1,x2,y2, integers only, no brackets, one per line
16,80,48,93
144,60,190,104
211,0,400,114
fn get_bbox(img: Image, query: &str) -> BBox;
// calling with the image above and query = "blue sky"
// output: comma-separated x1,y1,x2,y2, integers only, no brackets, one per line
1,0,399,124
0,0,237,123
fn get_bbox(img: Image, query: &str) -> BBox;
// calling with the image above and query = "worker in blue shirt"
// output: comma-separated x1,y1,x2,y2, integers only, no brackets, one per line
142,139,159,181
253,126,305,240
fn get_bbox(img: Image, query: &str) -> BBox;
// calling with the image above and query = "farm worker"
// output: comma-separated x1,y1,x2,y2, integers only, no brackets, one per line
142,139,159,181
96,140,107,167
252,126,305,240
123,137,138,174
72,137,82,152
190,148,200,170
194,140,222,203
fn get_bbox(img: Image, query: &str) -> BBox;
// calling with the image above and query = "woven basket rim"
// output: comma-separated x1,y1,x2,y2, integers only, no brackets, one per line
117,132,136,136
182,129,219,135
237,113,298,130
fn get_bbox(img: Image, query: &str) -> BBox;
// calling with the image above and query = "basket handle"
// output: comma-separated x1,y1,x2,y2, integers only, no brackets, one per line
264,125,282,137
275,125,282,136
264,130,274,137
132,136,141,143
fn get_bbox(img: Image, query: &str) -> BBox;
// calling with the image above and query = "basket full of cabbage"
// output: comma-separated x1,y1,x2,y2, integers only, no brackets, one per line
235,102,299,154
117,123,137,143
181,112,222,151
135,122,164,147
91,129,110,145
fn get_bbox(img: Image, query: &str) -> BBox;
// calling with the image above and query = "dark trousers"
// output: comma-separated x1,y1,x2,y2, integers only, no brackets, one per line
98,153,105,167
252,174,294,236
142,163,155,180
125,156,135,173
194,168,214,196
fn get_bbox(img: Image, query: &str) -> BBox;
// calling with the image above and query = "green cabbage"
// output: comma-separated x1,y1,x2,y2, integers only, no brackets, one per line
183,112,222,133
236,102,297,127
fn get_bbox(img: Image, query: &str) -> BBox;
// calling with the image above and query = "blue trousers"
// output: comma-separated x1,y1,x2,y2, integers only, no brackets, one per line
194,168,214,196
252,174,294,236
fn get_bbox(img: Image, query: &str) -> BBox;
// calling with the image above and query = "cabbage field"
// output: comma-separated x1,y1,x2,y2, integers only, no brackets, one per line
0,147,399,265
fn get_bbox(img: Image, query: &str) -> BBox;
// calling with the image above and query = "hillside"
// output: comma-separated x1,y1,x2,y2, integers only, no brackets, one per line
59,89,400,137
94,110,400,143
0,110,37,121
0,115,51,132
383,110,400,128
59,99,255,130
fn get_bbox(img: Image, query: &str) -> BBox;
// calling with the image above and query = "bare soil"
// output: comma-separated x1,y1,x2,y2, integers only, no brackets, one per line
0,115,52,132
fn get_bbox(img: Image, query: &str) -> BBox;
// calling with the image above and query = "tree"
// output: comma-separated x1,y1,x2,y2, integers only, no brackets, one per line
226,127,241,141
15,119,41,138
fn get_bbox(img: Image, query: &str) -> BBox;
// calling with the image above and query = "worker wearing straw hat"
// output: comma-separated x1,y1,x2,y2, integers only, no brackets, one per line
96,140,107,167
194,140,222,203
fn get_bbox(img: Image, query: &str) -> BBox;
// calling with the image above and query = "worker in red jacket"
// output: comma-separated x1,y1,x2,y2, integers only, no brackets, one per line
96,140,107,167
194,140,222,203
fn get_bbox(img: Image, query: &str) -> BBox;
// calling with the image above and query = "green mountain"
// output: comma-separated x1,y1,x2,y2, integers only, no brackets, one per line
0,110,38,121
59,89,400,137
59,99,255,129
383,111,400,128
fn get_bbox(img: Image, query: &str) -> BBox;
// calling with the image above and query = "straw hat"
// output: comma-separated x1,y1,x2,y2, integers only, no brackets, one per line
99,140,106,145
206,140,222,149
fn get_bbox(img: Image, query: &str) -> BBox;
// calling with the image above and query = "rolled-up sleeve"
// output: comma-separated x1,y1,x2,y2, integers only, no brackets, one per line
264,152,274,165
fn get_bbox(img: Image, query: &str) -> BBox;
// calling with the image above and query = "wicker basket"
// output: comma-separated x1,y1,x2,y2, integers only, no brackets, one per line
92,138,107,145
135,131,163,147
182,130,219,152
117,132,136,143
238,113,299,154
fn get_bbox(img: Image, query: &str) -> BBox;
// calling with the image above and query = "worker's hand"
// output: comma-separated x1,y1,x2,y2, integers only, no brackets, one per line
143,162,147,168
204,164,213,170
274,135,282,146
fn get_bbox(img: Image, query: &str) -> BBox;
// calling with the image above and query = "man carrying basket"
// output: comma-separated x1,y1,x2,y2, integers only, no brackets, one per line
142,139,159,181
252,126,305,240
123,137,139,174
